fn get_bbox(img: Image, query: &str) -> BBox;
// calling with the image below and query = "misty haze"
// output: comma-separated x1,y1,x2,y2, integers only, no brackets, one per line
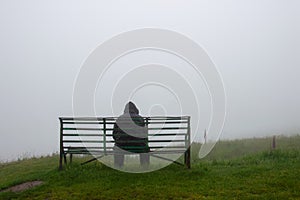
0,1,299,163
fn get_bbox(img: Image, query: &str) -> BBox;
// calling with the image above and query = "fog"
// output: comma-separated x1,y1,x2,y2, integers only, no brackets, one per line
0,0,299,162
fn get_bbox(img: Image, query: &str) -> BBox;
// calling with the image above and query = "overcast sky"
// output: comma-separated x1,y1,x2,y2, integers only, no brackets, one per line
0,0,299,162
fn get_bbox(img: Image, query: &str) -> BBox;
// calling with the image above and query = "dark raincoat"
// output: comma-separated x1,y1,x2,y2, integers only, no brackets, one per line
113,102,149,153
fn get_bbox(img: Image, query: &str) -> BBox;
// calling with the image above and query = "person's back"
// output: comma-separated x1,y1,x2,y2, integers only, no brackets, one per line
113,102,149,167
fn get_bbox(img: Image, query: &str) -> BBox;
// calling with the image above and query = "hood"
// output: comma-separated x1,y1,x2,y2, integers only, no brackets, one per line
124,101,139,115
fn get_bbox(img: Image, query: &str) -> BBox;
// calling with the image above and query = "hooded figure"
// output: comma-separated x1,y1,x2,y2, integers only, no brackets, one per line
113,102,149,167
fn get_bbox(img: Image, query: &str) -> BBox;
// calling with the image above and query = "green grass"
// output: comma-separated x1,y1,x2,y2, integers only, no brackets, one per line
193,134,300,161
1,135,300,199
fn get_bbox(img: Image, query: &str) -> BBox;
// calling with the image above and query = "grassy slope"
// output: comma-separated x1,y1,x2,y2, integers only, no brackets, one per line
1,135,300,200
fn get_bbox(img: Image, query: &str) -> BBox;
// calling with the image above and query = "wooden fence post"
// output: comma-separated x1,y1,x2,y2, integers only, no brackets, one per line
272,135,276,150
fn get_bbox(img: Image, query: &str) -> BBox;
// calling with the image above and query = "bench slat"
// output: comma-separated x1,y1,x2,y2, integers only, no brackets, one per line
64,150,187,155
63,139,185,143
63,121,187,125
63,133,187,137
63,127,187,131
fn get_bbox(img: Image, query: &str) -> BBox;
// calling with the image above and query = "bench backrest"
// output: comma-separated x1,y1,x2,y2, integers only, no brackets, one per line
59,116,191,155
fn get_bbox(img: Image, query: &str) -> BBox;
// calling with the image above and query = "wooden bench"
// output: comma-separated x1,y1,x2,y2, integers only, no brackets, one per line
59,116,191,170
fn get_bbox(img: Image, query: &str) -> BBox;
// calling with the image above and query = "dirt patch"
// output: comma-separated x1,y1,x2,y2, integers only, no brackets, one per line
1,181,43,193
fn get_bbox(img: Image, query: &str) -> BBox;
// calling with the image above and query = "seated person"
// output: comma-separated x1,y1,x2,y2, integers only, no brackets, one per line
113,102,149,168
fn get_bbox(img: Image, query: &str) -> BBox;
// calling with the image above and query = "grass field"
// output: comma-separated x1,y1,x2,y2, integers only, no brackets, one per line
1,135,300,199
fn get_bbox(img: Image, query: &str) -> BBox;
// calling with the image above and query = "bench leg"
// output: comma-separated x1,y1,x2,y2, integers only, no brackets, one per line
59,153,63,170
70,154,73,164
184,147,191,169
64,154,67,165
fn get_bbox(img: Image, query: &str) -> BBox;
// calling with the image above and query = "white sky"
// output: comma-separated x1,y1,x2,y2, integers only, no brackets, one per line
0,0,299,161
